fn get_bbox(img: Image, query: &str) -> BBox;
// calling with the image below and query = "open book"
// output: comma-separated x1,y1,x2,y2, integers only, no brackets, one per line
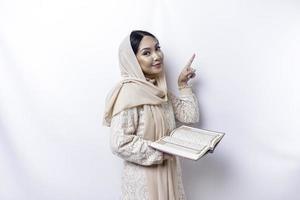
149,125,225,160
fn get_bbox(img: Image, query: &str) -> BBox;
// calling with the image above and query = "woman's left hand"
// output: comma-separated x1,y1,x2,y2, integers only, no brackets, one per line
178,53,197,88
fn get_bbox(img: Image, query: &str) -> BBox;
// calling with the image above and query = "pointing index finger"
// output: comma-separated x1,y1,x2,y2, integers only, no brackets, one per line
185,53,196,68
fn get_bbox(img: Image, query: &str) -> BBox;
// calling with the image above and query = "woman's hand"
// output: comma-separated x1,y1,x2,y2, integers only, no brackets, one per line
178,54,197,88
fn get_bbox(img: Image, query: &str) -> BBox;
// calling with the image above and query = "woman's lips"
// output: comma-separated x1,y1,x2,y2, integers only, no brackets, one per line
152,63,161,68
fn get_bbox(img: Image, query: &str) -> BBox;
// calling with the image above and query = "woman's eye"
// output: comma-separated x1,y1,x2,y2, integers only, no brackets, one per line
156,46,161,51
143,51,151,56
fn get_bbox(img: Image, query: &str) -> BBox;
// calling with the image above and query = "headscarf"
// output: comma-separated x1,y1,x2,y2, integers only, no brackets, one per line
103,34,180,199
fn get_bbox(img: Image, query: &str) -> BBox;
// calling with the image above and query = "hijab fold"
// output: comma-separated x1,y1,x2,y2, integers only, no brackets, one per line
103,35,180,200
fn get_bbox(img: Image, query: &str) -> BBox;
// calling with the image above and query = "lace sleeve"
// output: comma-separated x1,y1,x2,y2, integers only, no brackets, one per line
109,107,164,166
169,86,200,124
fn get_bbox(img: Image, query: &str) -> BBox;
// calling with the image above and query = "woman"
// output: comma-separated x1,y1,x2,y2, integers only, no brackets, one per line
103,30,199,200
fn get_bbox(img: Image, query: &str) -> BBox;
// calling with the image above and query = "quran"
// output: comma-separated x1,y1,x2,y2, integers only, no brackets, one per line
149,125,225,160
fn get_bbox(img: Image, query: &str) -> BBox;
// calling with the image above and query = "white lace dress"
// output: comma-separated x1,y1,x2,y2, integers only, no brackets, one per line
110,87,199,200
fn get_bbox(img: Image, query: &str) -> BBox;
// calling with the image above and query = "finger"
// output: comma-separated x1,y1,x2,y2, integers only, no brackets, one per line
189,68,196,73
190,73,196,78
185,53,196,68
187,69,196,79
188,72,196,79
187,73,193,79
186,68,196,75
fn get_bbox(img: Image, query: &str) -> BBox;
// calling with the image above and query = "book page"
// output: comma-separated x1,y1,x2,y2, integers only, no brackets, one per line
171,126,222,148
162,136,207,153
154,139,210,160
156,140,201,154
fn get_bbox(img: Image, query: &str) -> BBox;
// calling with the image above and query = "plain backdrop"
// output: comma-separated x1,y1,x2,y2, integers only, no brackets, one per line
0,0,299,199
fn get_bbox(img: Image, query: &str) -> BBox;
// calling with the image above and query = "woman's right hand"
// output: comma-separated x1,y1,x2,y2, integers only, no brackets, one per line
177,54,197,88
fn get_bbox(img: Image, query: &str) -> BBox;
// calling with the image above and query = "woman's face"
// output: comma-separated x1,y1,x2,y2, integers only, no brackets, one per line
136,36,164,79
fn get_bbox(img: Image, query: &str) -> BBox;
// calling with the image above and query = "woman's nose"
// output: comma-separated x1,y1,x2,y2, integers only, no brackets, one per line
153,52,161,61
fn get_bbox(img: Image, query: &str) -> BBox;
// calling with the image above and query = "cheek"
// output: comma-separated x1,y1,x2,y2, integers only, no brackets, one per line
140,58,152,69
160,52,164,60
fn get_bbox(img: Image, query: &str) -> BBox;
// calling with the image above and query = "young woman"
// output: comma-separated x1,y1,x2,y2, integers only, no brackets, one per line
103,30,199,200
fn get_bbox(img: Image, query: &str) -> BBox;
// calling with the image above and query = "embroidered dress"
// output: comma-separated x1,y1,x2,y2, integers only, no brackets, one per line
110,87,199,200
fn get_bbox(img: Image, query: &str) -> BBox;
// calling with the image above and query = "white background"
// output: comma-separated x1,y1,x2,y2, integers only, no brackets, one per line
0,0,299,199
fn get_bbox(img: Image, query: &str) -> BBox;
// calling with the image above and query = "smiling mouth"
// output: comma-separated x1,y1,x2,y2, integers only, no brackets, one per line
152,63,161,67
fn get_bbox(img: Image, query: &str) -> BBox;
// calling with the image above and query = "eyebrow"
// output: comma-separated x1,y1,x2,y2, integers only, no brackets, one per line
140,43,160,51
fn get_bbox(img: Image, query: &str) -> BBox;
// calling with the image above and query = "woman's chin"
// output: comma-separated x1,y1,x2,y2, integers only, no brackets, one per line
151,65,163,73
152,69,163,76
